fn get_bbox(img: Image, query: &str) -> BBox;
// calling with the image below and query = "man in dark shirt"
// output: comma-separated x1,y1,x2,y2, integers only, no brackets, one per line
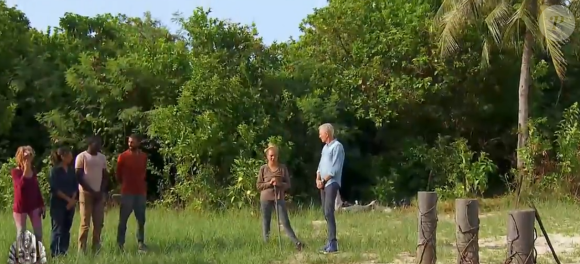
49,147,78,257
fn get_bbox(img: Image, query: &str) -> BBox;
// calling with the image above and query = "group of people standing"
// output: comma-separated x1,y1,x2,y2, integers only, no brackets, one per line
257,123,345,254
10,134,149,259
8,122,345,259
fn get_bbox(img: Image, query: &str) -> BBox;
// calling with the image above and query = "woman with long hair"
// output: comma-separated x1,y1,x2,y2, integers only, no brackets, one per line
48,146,78,257
256,143,304,251
11,146,45,243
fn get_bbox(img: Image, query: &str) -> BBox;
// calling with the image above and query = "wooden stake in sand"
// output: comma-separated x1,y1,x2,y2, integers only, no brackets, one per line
416,191,438,264
455,199,479,264
506,209,536,264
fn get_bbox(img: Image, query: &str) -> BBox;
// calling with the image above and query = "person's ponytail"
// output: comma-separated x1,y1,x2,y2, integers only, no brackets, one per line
50,150,61,166
50,146,71,166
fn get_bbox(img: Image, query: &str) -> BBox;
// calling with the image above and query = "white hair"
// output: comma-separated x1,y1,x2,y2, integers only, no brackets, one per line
318,123,335,138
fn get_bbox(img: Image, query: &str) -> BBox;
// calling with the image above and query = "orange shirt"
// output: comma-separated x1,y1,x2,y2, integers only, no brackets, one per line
116,150,147,195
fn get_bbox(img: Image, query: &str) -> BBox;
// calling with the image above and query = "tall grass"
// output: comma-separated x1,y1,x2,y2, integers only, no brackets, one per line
0,198,578,263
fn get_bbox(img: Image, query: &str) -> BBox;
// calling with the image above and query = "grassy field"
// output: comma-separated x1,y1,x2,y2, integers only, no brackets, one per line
1,198,579,264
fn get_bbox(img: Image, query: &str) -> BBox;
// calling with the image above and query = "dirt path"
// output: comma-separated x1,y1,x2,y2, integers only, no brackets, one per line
389,233,580,264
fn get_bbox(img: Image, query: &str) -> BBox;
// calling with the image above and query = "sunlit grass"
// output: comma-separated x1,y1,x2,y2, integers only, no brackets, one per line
0,198,578,263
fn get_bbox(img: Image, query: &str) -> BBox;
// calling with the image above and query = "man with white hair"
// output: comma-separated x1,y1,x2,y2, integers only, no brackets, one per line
315,123,345,254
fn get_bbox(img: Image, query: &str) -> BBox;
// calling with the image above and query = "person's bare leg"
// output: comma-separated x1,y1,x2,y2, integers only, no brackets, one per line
13,212,27,238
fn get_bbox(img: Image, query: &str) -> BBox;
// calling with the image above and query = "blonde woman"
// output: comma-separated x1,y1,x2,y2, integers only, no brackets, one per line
256,143,304,251
11,146,45,242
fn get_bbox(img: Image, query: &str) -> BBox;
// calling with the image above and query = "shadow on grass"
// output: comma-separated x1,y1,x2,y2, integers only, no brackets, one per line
144,236,253,255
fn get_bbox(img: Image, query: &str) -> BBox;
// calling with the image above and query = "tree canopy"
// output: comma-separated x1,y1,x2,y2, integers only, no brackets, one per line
1,0,580,210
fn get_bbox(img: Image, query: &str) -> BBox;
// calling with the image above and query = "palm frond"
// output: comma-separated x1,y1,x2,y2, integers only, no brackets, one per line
435,0,486,57
439,24,462,57
485,0,513,45
435,0,457,23
538,4,574,79
481,38,492,68
545,37,567,79
502,11,522,50
568,0,580,58
524,0,541,38
503,0,541,51
436,0,574,80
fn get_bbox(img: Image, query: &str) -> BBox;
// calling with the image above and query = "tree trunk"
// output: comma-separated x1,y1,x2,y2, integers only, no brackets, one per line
506,209,536,264
455,199,480,264
416,191,438,264
516,33,532,177
516,0,537,200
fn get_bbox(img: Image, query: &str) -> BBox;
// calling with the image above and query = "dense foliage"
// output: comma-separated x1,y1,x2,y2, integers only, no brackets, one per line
1,0,580,210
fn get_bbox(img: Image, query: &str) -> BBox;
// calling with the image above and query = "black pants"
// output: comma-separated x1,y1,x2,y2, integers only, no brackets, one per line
50,207,75,256
117,195,147,245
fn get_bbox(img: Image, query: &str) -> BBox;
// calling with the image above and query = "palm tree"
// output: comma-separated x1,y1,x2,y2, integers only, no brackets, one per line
435,0,577,195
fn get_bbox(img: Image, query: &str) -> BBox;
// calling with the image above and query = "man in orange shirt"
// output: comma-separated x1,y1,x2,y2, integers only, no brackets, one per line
115,134,148,252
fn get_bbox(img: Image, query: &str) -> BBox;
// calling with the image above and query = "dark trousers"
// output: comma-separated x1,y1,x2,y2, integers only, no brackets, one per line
260,200,300,244
50,207,75,256
321,182,339,242
117,194,146,245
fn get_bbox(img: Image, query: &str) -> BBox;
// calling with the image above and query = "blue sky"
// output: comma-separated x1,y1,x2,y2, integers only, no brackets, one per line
6,0,328,44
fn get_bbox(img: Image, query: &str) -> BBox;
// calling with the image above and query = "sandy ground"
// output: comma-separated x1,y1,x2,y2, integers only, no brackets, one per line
311,218,580,264
386,233,580,264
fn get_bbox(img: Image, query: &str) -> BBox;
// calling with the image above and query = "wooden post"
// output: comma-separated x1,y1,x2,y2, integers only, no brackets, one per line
507,209,536,264
455,199,480,264
416,191,438,264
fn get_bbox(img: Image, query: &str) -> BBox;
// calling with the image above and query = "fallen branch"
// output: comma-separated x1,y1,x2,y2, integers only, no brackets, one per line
529,202,560,264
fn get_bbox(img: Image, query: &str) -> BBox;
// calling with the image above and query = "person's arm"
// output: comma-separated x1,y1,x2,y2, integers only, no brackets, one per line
49,168,74,203
323,144,345,182
33,174,45,208
280,166,292,191
75,154,98,194
116,154,124,184
316,160,321,181
72,172,79,200
101,156,109,193
11,169,25,188
256,166,271,191
145,154,149,182
101,170,108,193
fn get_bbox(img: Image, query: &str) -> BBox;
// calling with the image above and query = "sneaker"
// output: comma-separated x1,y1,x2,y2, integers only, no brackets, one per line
295,242,304,251
138,243,148,253
319,243,330,253
118,244,125,252
323,240,338,254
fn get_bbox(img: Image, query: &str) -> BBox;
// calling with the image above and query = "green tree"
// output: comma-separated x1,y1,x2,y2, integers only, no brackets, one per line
435,0,577,193
0,1,33,152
